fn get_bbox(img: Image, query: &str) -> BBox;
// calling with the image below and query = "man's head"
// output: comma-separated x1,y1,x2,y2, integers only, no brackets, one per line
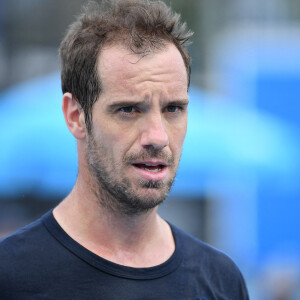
60,0,193,215
59,0,192,132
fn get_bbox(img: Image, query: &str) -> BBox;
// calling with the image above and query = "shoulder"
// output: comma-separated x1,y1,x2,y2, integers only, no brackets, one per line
0,210,76,297
171,224,249,299
0,211,51,277
172,223,240,270
0,209,55,244
0,216,47,255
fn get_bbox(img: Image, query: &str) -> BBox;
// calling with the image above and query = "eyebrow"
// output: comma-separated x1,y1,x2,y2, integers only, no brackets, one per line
106,99,189,113
106,100,145,113
167,99,189,106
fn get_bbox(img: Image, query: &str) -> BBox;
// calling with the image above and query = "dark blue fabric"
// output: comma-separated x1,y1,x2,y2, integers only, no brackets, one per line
0,210,249,299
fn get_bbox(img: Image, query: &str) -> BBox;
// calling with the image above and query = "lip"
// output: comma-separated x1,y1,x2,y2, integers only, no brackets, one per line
131,161,168,181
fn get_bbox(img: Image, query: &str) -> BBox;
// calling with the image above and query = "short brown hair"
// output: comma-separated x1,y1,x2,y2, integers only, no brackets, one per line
59,0,193,132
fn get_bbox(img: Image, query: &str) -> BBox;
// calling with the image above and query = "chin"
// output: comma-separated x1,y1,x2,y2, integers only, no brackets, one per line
137,186,170,204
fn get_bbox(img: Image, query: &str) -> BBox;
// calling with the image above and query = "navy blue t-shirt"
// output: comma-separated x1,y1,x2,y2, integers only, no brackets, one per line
0,210,249,299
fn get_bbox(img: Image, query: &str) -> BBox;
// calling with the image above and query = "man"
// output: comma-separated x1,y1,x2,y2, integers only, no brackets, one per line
0,0,249,299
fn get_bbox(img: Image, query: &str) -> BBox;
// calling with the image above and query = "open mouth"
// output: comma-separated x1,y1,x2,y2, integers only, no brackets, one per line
133,163,165,173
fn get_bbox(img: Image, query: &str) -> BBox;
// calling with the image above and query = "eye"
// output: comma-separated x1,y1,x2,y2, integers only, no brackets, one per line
165,105,181,113
119,106,136,113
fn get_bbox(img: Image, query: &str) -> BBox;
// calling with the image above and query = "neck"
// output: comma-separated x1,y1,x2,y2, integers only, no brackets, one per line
53,171,175,267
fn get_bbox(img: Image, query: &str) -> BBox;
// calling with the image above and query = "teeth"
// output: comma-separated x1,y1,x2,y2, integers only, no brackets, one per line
142,167,162,173
134,163,164,172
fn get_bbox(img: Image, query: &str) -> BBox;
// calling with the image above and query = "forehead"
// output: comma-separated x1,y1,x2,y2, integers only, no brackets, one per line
97,43,188,95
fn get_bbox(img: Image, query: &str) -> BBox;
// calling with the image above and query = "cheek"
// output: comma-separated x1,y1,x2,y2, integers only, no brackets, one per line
102,128,137,163
168,124,187,156
170,116,187,141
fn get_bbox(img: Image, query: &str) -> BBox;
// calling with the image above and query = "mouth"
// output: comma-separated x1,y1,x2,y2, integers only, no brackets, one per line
131,162,168,181
133,163,166,173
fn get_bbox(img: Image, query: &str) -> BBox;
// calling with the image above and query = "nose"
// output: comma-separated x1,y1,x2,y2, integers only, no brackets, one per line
139,113,169,150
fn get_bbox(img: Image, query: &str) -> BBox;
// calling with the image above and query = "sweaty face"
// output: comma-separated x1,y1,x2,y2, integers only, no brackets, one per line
86,43,188,215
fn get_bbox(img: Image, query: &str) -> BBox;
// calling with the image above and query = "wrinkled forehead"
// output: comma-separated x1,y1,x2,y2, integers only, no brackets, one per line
97,41,188,89
97,43,187,88
97,36,168,71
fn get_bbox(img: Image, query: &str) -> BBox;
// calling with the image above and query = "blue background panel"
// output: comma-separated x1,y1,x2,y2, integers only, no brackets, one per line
255,73,300,262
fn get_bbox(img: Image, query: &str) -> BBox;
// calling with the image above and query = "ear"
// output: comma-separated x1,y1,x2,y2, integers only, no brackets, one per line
62,93,86,140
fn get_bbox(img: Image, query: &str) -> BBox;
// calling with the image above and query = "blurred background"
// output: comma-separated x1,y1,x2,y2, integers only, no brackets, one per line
1,0,300,298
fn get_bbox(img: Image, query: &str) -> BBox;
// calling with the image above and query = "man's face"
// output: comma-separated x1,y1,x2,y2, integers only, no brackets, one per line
86,43,188,215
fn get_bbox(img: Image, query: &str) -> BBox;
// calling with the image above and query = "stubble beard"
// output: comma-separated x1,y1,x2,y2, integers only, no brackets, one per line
86,132,178,216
